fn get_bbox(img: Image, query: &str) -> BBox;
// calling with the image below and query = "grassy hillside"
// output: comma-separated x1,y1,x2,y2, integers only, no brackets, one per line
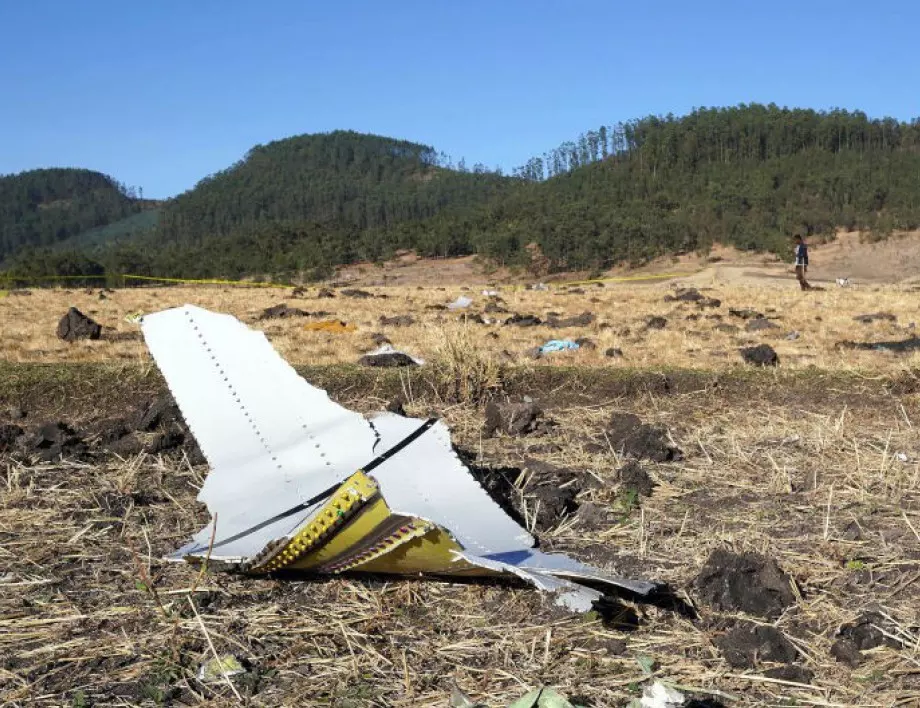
0,168,145,264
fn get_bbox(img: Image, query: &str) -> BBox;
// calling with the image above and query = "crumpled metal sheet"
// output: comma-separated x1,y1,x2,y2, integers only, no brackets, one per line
141,304,657,610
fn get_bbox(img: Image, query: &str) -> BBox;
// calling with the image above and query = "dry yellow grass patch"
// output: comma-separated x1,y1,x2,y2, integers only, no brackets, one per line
1,281,919,373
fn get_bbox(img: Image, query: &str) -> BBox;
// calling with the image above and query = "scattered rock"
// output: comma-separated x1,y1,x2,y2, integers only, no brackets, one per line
575,502,610,529
317,287,336,298
56,307,101,342
505,313,543,327
853,312,896,324
379,314,415,327
729,308,764,320
574,337,596,350
830,638,863,667
258,304,308,320
618,460,656,496
290,286,306,298
483,400,544,437
694,549,796,619
715,622,797,668
604,412,682,462
745,318,779,332
547,311,595,328
605,347,624,358
341,288,373,299
763,665,814,684
740,344,779,366
645,316,668,330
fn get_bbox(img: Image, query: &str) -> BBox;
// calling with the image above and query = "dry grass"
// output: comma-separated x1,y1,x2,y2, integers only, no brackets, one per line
2,379,920,706
2,280,920,373
3,278,920,705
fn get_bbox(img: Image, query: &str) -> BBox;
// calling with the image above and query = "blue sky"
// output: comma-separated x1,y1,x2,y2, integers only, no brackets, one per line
2,0,918,198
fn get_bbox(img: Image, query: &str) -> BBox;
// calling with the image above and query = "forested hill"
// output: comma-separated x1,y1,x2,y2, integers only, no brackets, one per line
466,105,920,268
0,168,147,263
5,106,920,280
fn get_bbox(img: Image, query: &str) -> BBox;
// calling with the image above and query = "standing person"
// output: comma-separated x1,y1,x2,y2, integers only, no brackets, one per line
793,235,811,290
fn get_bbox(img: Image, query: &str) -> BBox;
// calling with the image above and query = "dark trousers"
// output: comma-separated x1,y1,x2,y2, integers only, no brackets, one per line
795,265,811,290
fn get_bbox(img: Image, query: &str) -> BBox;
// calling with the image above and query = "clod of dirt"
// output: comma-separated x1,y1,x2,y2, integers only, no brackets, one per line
258,304,308,320
317,287,336,298
504,313,543,327
745,318,779,332
379,314,415,327
567,288,585,295
605,412,682,462
574,337,596,350
836,337,920,353
386,399,407,416
694,549,796,619
605,347,624,358
665,288,722,308
56,307,102,342
0,424,23,452
575,502,610,529
618,460,656,496
837,611,898,650
740,344,779,366
645,316,668,330
830,638,863,667
716,324,739,334
729,308,764,320
109,433,145,456
546,311,596,328
358,351,418,367
715,622,797,668
341,288,374,299
520,458,583,532
763,665,814,684
291,286,306,298
483,400,544,437
144,430,185,454
853,312,896,324
26,422,88,462
133,396,181,432
370,332,391,346
484,300,508,314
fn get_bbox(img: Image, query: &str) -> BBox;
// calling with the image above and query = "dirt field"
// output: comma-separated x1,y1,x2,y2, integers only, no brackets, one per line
1,365,920,706
3,239,920,706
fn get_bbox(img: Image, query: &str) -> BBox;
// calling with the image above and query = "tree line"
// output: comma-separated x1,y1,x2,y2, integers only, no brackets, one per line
3,106,920,281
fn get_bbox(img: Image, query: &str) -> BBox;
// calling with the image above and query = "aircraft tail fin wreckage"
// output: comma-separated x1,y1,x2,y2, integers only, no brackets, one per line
140,305,657,611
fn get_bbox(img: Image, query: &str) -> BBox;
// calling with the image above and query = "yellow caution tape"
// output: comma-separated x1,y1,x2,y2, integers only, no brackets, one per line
123,274,292,289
